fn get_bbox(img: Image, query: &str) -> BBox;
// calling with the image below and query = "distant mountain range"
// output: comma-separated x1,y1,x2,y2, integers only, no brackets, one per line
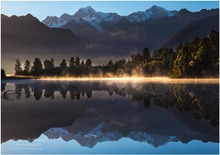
42,5,219,52
42,5,178,30
1,5,219,73
44,126,179,148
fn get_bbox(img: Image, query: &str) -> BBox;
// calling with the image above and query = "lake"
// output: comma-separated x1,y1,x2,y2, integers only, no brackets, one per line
1,79,219,154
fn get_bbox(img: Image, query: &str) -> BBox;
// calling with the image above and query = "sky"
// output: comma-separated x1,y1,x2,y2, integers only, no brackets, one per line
1,1,219,21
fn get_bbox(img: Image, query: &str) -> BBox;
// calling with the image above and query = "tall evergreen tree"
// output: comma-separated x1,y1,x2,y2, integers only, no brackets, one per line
60,59,67,69
142,48,150,61
172,44,191,78
69,57,75,68
75,57,80,66
32,58,43,76
15,59,22,75
85,59,92,67
81,60,85,66
24,60,31,74
107,60,114,68
44,59,54,70
50,58,55,69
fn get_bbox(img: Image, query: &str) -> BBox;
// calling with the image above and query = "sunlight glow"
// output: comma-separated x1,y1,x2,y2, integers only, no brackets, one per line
38,77,219,84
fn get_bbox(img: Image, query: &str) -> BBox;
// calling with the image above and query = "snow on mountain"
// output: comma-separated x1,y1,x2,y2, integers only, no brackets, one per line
45,128,69,139
97,12,122,23
73,6,97,19
42,16,67,28
42,5,177,31
72,6,121,31
82,16,103,32
126,11,152,22
44,124,179,148
126,5,177,22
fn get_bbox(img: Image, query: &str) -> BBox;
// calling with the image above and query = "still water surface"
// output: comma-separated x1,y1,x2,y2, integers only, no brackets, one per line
1,79,219,154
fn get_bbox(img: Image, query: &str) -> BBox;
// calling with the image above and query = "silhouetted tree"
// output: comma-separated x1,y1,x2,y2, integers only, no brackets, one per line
43,59,55,75
1,68,6,79
15,59,22,75
142,48,150,61
24,60,31,74
107,60,114,68
85,59,92,67
81,60,85,66
60,59,68,75
69,57,75,68
60,59,67,69
44,59,54,70
32,58,43,76
75,57,80,66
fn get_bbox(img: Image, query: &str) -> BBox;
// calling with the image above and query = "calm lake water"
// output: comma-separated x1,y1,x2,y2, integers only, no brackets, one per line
1,79,219,154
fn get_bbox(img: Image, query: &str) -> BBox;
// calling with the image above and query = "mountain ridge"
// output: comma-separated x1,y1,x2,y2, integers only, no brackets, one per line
164,14,219,47
42,5,178,30
1,14,83,73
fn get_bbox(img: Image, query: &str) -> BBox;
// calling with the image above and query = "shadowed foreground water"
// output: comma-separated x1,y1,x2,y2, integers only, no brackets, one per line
1,79,219,154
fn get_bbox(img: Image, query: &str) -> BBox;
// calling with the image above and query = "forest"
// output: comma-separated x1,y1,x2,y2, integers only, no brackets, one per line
4,31,219,78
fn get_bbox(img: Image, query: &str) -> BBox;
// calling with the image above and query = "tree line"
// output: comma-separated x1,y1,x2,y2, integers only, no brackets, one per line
12,31,219,78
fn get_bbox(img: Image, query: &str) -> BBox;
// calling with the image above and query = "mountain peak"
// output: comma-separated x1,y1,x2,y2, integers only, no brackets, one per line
73,6,97,20
78,6,96,13
25,13,34,18
150,5,165,10
177,8,191,16
148,5,167,12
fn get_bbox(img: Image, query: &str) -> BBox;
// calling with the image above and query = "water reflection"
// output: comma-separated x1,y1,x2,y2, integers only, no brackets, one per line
1,80,219,152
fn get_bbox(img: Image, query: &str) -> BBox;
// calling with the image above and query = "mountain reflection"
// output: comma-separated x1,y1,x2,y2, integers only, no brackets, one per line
1,80,219,148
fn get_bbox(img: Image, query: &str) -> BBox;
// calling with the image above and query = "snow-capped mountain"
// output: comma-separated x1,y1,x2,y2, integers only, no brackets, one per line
42,5,177,31
42,6,122,31
44,123,179,148
42,16,67,27
44,122,123,148
126,5,177,22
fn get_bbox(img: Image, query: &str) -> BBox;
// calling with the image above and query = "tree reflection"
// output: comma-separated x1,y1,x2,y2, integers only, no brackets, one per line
6,81,219,127
15,84,23,100
24,86,31,98
32,84,43,101
44,87,54,99
1,83,6,91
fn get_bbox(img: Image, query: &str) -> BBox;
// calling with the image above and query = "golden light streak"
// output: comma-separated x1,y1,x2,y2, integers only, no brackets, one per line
38,76,219,84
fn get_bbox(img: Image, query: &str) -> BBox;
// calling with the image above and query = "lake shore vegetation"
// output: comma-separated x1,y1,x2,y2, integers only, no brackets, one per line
3,31,219,79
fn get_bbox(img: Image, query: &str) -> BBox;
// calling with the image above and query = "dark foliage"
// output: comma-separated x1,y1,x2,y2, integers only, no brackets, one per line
1,68,6,78
14,31,218,78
